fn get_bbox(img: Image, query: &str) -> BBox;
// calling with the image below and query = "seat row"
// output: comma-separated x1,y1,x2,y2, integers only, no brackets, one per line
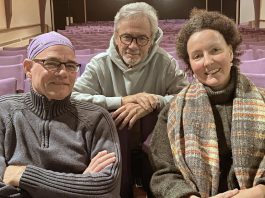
1,23,265,95
1,54,265,96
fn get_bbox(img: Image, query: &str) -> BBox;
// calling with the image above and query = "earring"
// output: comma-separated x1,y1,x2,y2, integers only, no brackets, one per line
192,74,199,82
26,72,31,78
205,66,209,72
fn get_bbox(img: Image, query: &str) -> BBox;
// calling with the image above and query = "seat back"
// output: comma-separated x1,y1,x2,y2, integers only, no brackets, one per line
256,49,265,59
92,48,107,54
0,77,17,95
243,73,265,88
0,49,27,60
240,58,265,74
0,64,25,91
116,111,159,197
240,49,254,61
0,55,24,66
76,48,91,55
76,53,98,74
3,46,28,51
249,45,265,53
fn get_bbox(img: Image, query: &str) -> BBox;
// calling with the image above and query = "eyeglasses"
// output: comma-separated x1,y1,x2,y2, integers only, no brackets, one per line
119,34,150,47
33,59,81,72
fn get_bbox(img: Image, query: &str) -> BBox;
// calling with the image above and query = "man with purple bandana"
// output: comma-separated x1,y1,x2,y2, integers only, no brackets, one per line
0,31,121,198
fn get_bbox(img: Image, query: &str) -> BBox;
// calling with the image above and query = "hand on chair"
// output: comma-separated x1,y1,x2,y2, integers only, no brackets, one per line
112,103,151,130
122,92,160,111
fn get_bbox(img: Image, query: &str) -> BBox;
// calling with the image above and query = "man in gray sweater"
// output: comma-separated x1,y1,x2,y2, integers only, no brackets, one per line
72,2,188,197
0,31,121,198
72,2,188,129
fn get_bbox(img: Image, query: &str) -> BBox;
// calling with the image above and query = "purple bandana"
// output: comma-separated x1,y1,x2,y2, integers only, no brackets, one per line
27,31,74,59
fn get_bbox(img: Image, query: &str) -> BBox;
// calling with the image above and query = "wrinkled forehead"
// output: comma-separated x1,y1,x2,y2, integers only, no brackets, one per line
115,16,152,36
34,45,76,61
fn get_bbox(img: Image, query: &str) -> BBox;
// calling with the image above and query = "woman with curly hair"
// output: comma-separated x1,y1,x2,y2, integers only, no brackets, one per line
149,9,265,198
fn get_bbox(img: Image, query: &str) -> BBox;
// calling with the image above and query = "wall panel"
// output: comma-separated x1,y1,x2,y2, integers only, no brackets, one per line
222,0,237,21
240,0,254,24
11,0,39,27
86,0,206,21
53,0,85,30
0,0,7,29
208,0,221,12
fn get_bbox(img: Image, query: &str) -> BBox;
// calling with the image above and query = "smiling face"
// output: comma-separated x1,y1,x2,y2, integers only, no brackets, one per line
24,45,77,100
114,16,152,67
187,29,233,90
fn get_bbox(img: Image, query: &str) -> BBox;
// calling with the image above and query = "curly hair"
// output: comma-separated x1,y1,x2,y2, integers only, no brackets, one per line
176,9,242,73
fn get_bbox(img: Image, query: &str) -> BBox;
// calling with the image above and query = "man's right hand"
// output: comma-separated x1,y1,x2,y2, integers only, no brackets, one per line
122,92,160,111
112,103,151,130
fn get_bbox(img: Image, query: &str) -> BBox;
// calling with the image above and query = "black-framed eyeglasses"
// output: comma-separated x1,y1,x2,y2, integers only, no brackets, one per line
119,34,150,47
33,58,81,72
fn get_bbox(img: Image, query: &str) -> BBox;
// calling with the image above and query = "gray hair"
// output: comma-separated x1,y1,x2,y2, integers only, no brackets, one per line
114,2,158,39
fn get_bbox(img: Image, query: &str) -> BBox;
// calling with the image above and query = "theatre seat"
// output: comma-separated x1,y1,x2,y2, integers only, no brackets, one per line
0,64,25,92
0,78,17,96
243,73,265,88
116,110,158,198
240,58,265,74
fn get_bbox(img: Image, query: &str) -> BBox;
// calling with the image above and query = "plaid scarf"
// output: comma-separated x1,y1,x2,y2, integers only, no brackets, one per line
167,71,265,197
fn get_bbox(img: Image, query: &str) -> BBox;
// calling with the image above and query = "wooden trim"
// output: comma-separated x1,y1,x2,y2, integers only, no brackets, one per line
237,0,240,24
253,0,261,28
0,34,40,47
4,0,12,28
0,39,21,47
0,24,41,33
39,0,47,33
249,19,265,23
246,19,265,28
0,24,45,47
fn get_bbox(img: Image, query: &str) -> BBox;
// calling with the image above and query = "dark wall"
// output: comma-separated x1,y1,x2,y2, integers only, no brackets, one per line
86,0,133,21
222,0,237,21
208,0,237,21
52,0,238,30
86,0,206,21
53,0,85,30
69,0,86,23
150,0,206,19
208,0,221,12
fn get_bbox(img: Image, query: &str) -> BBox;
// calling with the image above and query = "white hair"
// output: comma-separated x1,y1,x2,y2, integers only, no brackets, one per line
114,2,158,39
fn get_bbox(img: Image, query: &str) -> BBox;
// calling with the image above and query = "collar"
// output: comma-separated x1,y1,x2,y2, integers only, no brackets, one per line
204,66,237,105
24,87,72,120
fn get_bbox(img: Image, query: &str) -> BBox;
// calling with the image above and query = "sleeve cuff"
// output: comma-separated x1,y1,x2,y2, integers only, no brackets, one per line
157,95,174,109
106,97,122,110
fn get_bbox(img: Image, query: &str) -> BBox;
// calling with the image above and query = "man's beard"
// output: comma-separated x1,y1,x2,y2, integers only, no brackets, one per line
123,56,141,67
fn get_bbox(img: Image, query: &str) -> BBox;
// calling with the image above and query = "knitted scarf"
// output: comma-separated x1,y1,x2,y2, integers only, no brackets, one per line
167,71,265,197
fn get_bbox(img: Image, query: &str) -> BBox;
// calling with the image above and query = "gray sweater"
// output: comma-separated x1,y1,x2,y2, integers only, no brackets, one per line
0,90,121,198
72,28,188,110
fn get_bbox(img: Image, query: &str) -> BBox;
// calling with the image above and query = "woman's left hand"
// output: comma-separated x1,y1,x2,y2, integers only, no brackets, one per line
232,184,265,198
